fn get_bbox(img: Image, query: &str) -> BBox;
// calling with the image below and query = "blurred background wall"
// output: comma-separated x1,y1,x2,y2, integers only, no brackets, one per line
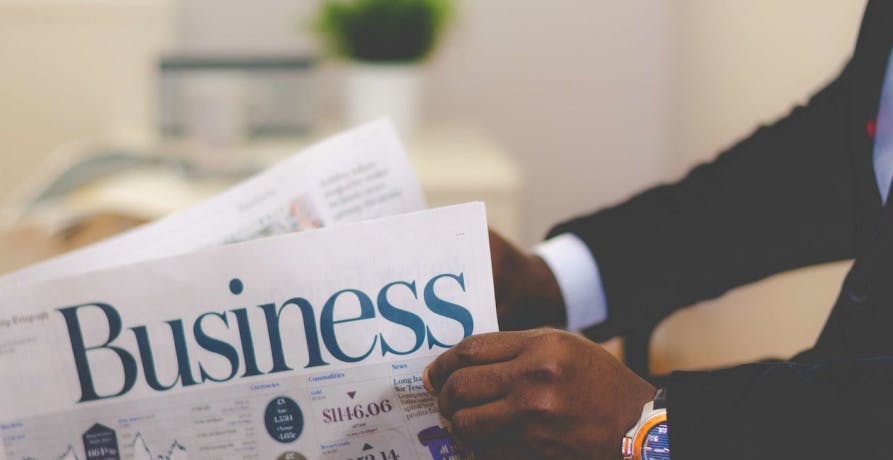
0,0,872,372
0,0,173,202
3,0,865,243
425,0,671,243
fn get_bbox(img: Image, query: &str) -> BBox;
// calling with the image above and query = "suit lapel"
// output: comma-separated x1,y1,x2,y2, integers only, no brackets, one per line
804,1,893,360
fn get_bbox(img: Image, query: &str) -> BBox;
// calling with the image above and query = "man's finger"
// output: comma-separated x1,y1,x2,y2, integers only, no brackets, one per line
437,361,514,419
424,331,527,394
448,399,519,444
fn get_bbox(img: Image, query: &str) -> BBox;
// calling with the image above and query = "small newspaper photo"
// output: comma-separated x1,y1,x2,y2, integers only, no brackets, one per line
0,122,499,460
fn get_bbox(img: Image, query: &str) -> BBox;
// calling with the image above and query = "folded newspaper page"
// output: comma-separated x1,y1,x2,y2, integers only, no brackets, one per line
0,120,425,290
0,203,495,460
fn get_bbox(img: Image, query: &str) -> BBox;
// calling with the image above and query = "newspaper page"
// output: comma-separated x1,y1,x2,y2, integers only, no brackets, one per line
0,120,425,290
0,203,495,460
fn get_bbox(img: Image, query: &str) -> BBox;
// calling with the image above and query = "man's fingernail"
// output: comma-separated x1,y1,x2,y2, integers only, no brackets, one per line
423,366,435,394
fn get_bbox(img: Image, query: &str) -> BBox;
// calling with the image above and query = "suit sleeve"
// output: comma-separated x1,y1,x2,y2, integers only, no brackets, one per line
548,62,864,341
666,358,893,459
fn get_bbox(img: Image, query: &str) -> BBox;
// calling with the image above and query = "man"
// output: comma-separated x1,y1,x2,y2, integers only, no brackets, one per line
424,2,893,459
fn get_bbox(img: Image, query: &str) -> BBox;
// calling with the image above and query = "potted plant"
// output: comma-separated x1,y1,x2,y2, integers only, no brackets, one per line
316,0,453,137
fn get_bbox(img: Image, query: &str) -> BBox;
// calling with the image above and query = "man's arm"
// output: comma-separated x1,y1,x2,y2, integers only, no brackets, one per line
533,233,608,331
489,230,609,332
496,60,867,337
555,62,864,339
546,60,865,340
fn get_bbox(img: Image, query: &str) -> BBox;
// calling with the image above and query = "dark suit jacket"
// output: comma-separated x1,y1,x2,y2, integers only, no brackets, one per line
549,2,893,458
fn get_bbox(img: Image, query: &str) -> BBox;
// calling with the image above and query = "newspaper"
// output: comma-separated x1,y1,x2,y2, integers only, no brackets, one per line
0,120,425,290
0,203,496,460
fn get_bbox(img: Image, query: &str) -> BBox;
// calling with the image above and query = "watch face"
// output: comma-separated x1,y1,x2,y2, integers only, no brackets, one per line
642,421,670,460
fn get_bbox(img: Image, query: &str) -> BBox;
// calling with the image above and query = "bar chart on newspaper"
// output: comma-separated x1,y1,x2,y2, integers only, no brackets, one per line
5,357,458,460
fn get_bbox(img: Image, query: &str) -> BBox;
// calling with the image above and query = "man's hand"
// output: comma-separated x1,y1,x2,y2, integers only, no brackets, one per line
424,329,656,459
490,230,565,330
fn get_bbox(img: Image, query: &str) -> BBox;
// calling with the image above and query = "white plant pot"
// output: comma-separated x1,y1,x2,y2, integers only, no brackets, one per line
345,62,422,138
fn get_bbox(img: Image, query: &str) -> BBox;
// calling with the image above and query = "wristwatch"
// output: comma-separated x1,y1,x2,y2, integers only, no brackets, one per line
621,388,670,460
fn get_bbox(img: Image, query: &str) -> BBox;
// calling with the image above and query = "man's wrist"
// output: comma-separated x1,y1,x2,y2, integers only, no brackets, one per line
524,254,567,326
534,233,609,331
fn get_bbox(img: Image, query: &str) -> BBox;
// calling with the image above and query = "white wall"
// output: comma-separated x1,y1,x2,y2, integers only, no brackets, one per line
177,0,317,54
424,0,672,245
668,1,866,174
0,0,173,203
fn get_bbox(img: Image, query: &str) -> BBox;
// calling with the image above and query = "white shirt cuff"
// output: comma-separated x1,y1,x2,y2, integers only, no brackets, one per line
534,233,608,332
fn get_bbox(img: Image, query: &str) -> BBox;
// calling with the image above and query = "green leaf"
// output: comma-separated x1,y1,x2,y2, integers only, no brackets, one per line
314,0,454,63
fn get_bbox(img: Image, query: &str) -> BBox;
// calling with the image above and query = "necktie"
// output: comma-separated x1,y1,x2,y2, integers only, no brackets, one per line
872,47,893,203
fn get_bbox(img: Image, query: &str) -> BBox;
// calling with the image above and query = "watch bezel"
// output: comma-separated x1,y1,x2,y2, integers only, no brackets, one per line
631,410,668,460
